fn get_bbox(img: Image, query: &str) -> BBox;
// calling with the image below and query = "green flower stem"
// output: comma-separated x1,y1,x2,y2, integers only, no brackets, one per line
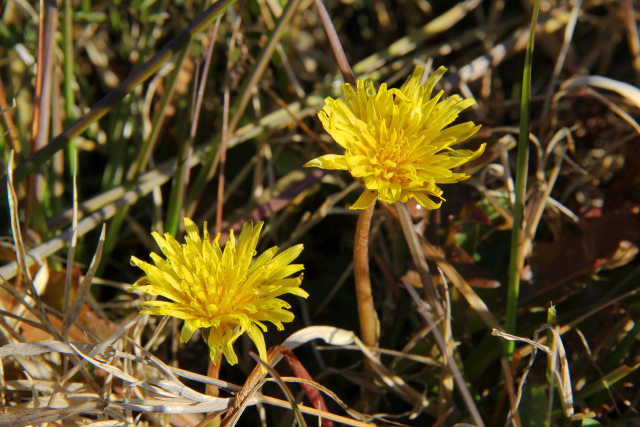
353,202,379,348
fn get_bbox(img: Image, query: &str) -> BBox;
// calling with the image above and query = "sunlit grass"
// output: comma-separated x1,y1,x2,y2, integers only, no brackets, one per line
0,1,638,425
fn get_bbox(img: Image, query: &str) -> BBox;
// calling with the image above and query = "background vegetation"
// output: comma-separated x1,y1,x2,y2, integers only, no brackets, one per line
0,0,639,425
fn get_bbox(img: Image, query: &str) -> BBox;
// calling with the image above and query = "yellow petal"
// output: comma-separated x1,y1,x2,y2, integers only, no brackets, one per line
349,189,377,210
304,154,348,170
310,65,485,211
180,320,199,343
413,192,443,210
130,218,304,365
246,325,268,373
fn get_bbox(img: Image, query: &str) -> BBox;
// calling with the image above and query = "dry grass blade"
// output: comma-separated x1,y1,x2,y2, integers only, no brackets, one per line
62,224,105,337
250,350,308,427
560,74,640,110
352,335,429,415
624,0,640,78
548,327,574,418
5,152,58,339
282,326,356,353
403,281,485,427
218,329,325,425
0,401,106,426
418,235,502,331
540,0,583,134
353,0,482,75
62,150,79,338
395,202,443,317
188,0,306,212
0,339,235,414
0,152,201,282
493,325,574,424
230,0,304,134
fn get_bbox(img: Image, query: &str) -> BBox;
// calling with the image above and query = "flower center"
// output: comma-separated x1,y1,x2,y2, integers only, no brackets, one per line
369,128,414,183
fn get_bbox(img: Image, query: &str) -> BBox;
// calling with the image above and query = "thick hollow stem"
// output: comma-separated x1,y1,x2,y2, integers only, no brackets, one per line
353,202,379,348
206,359,222,426
206,359,222,397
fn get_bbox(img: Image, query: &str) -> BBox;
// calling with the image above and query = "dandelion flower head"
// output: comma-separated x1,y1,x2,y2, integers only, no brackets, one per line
305,66,486,210
130,218,307,365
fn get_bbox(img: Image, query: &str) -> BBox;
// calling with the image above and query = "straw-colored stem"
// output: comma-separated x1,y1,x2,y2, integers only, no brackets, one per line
403,280,485,427
395,202,443,317
353,202,379,348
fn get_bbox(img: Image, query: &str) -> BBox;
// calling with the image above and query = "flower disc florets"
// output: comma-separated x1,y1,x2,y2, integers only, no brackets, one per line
130,218,307,365
305,66,486,210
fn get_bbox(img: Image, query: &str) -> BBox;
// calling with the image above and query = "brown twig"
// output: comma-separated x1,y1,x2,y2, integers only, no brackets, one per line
0,82,20,159
314,0,356,86
26,0,57,230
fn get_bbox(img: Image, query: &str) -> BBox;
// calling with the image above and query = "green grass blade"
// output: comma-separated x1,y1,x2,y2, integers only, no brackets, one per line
505,0,542,358
62,0,77,171
6,0,238,186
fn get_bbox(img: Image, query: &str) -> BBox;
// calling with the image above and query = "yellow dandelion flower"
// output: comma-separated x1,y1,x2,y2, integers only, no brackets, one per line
305,66,486,210
130,218,307,365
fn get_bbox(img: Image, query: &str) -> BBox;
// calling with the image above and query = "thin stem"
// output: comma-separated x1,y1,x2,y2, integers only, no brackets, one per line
166,17,222,236
63,0,76,170
403,280,485,427
186,0,303,215
165,64,198,237
216,17,241,235
395,202,443,318
353,202,379,348
505,0,541,358
27,0,57,233
314,0,356,86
